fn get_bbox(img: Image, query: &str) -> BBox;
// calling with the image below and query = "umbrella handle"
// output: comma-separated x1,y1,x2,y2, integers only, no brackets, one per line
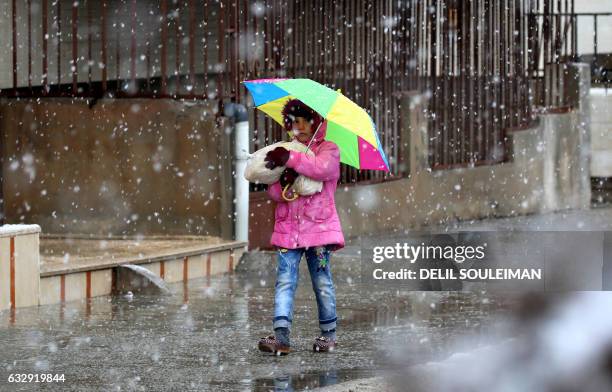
281,184,299,202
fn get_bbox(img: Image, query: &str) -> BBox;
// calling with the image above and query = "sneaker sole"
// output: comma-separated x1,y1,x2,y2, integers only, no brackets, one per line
313,343,337,353
259,342,290,355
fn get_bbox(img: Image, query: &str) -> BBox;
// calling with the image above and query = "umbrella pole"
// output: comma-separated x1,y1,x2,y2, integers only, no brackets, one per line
304,120,324,153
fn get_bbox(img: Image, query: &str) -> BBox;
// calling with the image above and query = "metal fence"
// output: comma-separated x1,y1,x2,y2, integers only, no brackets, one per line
0,0,581,176
419,0,536,169
529,8,612,102
249,0,406,182
528,0,577,110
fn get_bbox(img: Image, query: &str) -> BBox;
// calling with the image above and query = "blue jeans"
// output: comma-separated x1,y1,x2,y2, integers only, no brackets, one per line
273,246,337,333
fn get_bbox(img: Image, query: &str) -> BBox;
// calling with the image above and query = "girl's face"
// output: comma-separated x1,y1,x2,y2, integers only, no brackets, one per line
292,116,313,143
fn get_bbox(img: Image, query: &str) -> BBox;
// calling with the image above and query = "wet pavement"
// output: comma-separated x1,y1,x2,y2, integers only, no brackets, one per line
0,267,514,391
4,207,611,391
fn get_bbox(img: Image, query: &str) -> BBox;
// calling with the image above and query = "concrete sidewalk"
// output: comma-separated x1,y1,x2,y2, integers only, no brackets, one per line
36,235,247,306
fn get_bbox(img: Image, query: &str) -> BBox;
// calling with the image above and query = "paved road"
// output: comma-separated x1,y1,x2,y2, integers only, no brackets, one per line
2,207,611,391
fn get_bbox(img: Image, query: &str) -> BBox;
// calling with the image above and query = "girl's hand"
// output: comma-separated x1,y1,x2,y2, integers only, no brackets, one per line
280,168,299,188
265,147,290,169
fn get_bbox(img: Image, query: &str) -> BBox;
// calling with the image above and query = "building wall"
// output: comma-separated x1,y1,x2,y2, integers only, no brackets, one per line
590,90,612,177
0,98,232,237
575,1,612,54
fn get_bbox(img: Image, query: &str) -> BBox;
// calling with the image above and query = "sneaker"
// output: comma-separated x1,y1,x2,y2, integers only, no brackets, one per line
258,335,290,355
312,336,336,352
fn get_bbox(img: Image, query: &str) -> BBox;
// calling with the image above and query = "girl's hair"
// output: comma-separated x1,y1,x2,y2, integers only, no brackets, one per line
281,99,323,131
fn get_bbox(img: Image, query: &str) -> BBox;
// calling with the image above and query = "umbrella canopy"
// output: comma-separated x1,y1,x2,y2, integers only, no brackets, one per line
243,78,389,171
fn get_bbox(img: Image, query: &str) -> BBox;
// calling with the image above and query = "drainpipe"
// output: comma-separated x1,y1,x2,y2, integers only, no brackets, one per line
223,102,249,242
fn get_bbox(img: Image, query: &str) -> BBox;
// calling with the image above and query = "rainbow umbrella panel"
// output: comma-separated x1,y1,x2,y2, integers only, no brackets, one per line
243,78,390,171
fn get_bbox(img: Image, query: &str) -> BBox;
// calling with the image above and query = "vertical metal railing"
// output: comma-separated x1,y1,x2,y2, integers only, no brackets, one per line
529,10,612,90
422,0,537,169
231,0,405,183
527,0,576,109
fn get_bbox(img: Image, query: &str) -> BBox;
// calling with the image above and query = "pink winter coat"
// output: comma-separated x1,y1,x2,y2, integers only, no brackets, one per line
268,122,345,250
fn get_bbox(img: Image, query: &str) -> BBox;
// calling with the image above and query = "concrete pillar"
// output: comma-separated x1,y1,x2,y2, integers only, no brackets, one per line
569,63,592,209
400,92,429,175
539,63,592,212
0,224,40,310
218,117,234,240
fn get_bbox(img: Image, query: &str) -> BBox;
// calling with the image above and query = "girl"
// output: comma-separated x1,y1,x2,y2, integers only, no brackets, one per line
257,99,345,355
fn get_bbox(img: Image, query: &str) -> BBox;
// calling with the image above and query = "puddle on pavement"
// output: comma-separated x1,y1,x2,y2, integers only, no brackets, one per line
250,368,378,391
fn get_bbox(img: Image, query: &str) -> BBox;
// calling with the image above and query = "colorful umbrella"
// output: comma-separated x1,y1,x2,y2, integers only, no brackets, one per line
242,78,389,171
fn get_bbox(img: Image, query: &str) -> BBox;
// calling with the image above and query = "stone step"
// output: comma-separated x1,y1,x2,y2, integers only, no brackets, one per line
39,238,247,305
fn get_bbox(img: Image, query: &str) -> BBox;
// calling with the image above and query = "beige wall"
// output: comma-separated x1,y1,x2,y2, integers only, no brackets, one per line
1,98,232,237
590,90,612,177
336,109,590,237
575,1,612,54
